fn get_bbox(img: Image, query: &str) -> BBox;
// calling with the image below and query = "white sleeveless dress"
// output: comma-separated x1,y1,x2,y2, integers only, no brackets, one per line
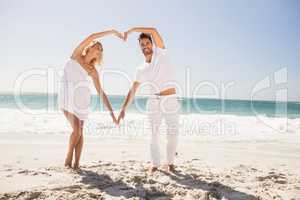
58,59,91,120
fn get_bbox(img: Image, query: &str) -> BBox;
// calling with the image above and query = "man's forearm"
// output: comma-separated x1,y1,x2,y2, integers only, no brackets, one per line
128,27,165,49
121,88,135,111
121,82,140,111
129,27,155,34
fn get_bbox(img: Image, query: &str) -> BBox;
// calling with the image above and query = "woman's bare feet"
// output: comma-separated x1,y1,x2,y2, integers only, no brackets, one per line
73,162,80,170
148,166,158,174
64,155,73,168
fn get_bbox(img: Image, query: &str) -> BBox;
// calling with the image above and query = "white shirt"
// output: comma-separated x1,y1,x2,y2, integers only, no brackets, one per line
135,46,176,94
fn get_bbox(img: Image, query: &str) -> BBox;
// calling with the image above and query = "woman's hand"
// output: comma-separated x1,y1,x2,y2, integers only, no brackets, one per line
111,29,124,40
111,112,118,125
87,65,99,79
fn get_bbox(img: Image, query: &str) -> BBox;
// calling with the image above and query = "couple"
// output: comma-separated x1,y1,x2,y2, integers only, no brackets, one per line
58,27,180,173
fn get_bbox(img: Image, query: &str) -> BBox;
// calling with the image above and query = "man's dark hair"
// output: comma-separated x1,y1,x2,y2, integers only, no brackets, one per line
138,33,152,44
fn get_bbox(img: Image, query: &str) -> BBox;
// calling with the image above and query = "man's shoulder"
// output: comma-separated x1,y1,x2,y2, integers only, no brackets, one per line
155,46,167,56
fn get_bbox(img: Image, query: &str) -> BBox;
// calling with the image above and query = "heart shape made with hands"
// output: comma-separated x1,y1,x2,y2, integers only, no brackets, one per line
111,29,136,42
107,29,138,124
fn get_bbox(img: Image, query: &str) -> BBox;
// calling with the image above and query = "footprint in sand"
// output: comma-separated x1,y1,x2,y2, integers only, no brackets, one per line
250,167,258,172
0,191,42,200
45,166,71,173
257,172,288,185
2,164,13,168
1,168,13,172
52,185,82,193
294,186,300,190
17,169,51,177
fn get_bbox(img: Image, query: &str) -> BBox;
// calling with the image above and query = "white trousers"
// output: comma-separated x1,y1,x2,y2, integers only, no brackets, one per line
146,95,180,167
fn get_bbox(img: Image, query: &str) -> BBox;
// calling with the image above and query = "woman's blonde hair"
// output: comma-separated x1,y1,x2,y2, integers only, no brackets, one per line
82,40,103,66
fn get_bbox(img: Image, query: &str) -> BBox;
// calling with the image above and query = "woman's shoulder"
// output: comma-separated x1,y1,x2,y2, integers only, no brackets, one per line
64,57,80,67
62,58,79,73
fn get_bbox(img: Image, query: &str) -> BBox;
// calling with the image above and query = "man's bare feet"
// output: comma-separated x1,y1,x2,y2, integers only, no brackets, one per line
168,164,176,172
162,164,176,172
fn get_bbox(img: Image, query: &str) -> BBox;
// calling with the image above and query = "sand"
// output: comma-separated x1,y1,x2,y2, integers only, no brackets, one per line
0,109,300,199
1,133,300,200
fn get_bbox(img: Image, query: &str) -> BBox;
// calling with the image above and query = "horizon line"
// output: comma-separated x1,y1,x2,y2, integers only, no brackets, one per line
0,91,299,103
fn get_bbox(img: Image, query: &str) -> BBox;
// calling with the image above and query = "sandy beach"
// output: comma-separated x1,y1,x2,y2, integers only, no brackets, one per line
2,0,300,199
0,109,300,199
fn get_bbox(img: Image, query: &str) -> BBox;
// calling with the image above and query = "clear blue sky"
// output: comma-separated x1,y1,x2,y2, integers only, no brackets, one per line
0,0,299,101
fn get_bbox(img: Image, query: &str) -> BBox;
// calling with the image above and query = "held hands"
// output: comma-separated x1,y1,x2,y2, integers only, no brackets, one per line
107,28,135,125
109,109,125,126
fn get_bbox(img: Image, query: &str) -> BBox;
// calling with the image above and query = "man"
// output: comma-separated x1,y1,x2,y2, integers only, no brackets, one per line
118,27,180,173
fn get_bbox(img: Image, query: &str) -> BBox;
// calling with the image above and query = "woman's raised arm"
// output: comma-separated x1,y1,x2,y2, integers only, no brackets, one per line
71,29,123,59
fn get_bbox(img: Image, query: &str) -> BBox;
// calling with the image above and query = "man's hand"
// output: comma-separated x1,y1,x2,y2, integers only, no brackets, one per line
124,31,128,41
123,31,129,41
124,28,134,41
117,81,140,124
117,109,126,124
111,112,118,125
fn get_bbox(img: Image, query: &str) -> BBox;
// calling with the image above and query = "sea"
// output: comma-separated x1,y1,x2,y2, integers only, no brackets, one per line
0,93,299,118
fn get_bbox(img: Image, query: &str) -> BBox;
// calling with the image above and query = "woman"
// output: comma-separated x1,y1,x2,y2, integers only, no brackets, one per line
58,29,123,169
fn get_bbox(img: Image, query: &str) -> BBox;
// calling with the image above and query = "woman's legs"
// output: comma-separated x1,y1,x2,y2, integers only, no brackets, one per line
63,110,84,169
74,129,84,169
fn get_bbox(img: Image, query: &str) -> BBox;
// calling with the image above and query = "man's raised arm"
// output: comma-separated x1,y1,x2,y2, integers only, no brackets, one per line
125,27,165,49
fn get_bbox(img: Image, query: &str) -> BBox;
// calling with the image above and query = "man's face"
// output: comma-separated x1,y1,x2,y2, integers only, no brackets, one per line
139,38,153,56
